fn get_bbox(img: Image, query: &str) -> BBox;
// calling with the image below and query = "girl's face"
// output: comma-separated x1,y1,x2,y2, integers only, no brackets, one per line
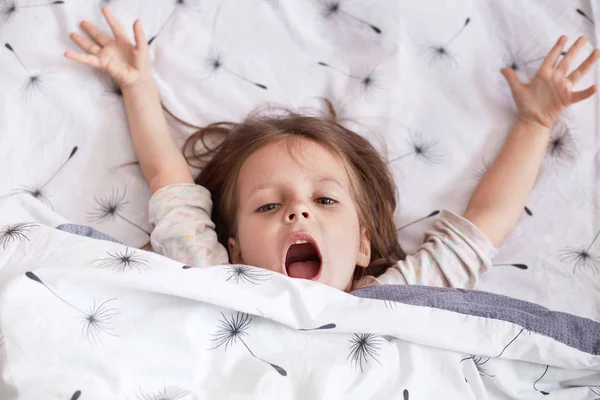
228,137,371,292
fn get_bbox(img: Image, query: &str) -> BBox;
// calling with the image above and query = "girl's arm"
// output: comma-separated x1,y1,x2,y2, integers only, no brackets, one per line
121,81,193,193
65,7,193,194
464,36,599,247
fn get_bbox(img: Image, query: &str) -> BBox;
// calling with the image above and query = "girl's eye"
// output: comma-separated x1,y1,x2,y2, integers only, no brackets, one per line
316,197,337,206
257,203,280,213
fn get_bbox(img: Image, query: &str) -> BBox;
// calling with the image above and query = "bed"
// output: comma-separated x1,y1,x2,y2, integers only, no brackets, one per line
0,0,599,398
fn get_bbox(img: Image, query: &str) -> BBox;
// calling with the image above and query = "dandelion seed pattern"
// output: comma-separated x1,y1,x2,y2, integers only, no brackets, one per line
496,328,525,358
390,131,443,165
559,230,600,274
493,263,528,270
533,365,550,395
318,0,381,34
1,0,64,21
546,122,576,164
299,323,336,331
81,299,120,343
317,61,382,100
88,188,150,235
0,222,37,249
0,0,17,21
576,8,595,26
136,386,190,400
461,355,495,377
107,79,123,97
348,333,384,372
426,17,471,68
397,210,440,232
92,248,150,272
4,42,53,98
148,0,201,45
503,52,545,73
25,271,119,343
16,185,52,208
209,312,287,376
16,146,78,209
503,45,566,74
383,299,399,310
203,51,268,90
70,391,82,400
225,265,271,284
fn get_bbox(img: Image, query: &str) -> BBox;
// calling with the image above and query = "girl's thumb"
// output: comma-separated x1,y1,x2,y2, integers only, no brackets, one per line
500,68,521,91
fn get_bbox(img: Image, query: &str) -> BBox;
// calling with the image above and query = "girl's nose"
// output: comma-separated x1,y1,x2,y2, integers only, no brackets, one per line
286,204,310,222
287,211,309,221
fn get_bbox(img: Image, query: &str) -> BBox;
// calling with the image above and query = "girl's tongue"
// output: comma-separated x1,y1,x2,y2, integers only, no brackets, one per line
285,243,321,279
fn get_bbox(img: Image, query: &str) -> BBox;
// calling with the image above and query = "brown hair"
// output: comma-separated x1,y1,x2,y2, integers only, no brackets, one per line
173,101,406,280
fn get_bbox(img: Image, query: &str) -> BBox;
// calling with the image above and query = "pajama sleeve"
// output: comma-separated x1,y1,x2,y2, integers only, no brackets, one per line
148,184,229,267
355,210,497,290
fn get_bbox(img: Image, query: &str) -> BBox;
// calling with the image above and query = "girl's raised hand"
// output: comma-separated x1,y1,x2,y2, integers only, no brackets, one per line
65,7,152,88
501,36,600,129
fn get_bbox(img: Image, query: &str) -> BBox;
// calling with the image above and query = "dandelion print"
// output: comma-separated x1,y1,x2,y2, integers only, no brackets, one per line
209,312,287,376
390,131,443,165
88,188,150,235
397,210,440,232
317,61,382,101
347,333,384,372
533,365,550,395
25,271,119,343
426,17,471,68
202,50,267,90
0,222,36,249
225,265,271,284
91,248,149,272
559,229,600,274
136,386,190,400
318,0,381,34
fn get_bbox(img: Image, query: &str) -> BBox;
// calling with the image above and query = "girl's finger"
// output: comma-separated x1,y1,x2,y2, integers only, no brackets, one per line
101,6,127,39
500,67,522,92
64,51,101,69
80,20,112,46
556,36,587,74
568,49,600,85
133,19,148,51
69,32,101,55
571,85,598,103
540,36,567,72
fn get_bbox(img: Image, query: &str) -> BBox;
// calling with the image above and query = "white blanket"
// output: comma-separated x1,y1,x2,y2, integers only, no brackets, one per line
0,220,599,399
0,0,598,325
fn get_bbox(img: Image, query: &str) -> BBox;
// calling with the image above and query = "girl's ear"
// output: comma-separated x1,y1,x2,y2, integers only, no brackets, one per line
356,228,371,268
228,237,244,264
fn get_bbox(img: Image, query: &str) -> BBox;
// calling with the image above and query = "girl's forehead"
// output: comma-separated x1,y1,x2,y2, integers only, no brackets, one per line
238,137,352,189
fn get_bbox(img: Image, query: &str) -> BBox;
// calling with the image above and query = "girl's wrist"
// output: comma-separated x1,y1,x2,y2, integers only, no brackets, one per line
120,76,156,93
517,117,553,133
517,117,552,135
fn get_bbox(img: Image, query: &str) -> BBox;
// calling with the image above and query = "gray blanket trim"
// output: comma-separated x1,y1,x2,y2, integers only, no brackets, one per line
352,284,600,356
55,224,123,244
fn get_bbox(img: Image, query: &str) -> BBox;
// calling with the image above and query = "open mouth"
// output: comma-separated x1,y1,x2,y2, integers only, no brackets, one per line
283,234,322,280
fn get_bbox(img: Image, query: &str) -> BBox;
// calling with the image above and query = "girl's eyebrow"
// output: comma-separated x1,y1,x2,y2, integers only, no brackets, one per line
248,184,276,198
316,176,344,189
247,176,344,198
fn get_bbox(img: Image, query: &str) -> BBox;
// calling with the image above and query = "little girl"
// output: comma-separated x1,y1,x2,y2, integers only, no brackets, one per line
65,7,599,292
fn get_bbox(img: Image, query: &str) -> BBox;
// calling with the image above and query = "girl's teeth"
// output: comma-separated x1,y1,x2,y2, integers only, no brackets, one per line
294,240,308,244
